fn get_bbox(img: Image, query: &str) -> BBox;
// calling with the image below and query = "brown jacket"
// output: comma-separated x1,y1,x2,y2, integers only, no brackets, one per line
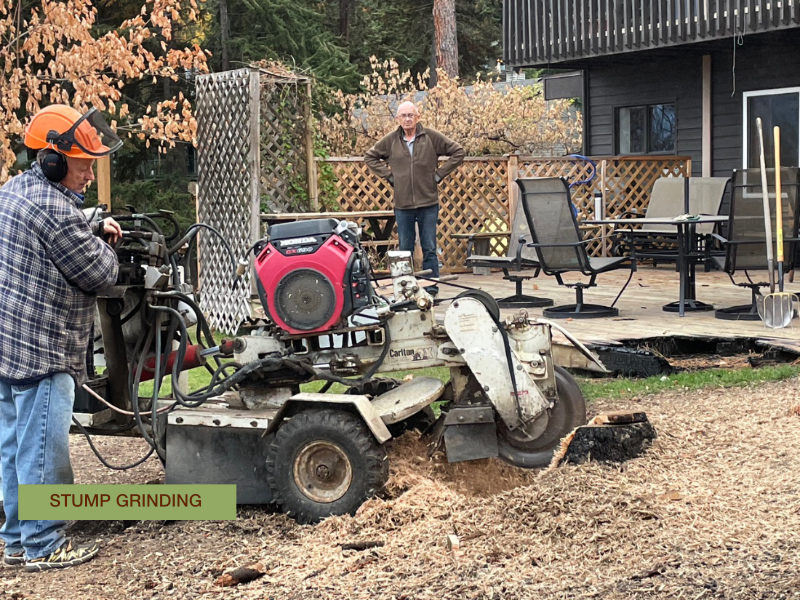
364,125,464,210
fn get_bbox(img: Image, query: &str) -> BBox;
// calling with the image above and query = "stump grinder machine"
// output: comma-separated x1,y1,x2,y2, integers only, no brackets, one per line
77,212,601,523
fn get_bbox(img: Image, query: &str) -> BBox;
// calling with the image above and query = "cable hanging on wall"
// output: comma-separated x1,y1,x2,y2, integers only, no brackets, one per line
731,30,744,98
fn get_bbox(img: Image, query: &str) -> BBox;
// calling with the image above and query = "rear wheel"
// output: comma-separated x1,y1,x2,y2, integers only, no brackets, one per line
497,366,586,468
266,409,389,523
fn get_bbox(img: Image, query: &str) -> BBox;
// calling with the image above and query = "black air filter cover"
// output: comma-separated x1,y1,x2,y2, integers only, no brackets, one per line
274,268,336,331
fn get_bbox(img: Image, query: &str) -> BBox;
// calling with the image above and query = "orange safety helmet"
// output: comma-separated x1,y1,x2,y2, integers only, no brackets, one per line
24,104,122,159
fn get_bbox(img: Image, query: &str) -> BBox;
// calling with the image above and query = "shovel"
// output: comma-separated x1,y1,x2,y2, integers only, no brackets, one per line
756,123,797,328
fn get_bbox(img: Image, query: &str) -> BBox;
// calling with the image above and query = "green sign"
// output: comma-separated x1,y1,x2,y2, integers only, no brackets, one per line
19,485,236,520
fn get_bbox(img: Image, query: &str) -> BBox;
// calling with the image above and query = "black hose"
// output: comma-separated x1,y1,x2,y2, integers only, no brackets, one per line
129,325,159,453
150,314,167,460
152,290,221,369
114,213,165,236
167,223,236,271
71,417,156,470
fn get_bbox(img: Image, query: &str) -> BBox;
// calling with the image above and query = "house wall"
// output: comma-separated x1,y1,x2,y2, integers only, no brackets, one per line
710,31,800,175
586,54,702,167
583,30,800,177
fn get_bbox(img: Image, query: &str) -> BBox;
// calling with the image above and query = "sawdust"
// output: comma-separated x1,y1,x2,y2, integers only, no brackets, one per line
3,376,800,599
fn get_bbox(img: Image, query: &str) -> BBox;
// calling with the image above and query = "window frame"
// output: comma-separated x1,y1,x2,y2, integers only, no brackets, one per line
615,102,677,155
742,86,800,169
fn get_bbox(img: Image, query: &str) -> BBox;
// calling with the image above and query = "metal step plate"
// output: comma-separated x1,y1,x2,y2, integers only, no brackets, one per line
371,377,445,424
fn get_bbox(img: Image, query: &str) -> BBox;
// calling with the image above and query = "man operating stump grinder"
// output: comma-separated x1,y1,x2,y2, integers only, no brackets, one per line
0,104,123,571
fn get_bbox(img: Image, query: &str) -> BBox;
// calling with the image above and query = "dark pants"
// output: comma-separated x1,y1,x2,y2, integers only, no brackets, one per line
394,205,440,286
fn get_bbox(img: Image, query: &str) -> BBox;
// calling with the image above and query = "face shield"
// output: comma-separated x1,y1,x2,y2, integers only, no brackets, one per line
46,108,123,158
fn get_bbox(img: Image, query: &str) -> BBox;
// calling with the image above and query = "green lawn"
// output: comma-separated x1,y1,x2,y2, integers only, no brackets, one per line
577,363,800,402
146,360,800,404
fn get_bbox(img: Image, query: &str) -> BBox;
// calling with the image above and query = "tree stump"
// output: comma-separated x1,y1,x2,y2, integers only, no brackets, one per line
555,411,656,466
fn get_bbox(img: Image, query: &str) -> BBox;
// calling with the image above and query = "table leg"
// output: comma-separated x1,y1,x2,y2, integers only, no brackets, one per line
662,222,714,315
364,216,397,257
471,238,491,275
367,216,396,242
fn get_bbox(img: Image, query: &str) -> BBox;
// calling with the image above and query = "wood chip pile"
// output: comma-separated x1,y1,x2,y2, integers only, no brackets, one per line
3,377,800,599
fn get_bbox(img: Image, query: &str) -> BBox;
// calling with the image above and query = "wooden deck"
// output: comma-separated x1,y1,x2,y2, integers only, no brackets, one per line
425,265,800,374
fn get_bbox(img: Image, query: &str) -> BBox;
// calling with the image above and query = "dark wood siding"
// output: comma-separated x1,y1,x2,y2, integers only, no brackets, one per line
582,30,800,177
504,0,800,68
586,54,702,168
711,30,800,176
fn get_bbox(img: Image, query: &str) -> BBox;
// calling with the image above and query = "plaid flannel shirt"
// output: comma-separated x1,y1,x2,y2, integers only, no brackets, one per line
0,163,119,384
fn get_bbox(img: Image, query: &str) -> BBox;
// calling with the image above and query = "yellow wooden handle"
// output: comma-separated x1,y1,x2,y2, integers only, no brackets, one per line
774,126,783,263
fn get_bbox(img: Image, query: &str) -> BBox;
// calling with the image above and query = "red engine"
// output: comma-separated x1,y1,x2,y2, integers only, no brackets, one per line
254,218,372,335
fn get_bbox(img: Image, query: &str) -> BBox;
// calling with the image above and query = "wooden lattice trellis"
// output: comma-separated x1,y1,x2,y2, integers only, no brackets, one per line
195,67,314,333
321,154,691,272
258,70,314,213
195,68,258,333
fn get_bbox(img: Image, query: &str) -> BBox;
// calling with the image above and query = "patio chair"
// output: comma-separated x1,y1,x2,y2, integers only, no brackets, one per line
518,177,636,319
711,167,800,320
614,176,731,268
464,201,553,308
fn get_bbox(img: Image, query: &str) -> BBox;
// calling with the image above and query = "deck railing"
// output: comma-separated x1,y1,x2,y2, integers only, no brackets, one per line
318,154,691,272
504,0,800,67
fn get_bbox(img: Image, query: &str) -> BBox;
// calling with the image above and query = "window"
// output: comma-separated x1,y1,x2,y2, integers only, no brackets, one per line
743,88,800,169
617,103,676,154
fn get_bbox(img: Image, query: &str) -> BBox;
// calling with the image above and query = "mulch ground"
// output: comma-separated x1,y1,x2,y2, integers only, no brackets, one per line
2,376,800,599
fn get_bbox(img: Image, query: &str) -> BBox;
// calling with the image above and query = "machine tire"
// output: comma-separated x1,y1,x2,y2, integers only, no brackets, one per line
265,408,389,524
454,289,501,321
497,366,586,468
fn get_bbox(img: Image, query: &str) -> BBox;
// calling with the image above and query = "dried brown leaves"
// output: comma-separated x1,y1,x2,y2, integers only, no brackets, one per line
0,0,208,181
318,57,582,158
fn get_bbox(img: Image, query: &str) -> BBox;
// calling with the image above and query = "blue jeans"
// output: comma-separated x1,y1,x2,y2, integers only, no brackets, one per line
395,205,440,284
0,373,74,559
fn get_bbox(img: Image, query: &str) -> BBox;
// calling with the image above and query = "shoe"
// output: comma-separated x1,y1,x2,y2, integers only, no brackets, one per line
24,539,99,572
3,551,24,566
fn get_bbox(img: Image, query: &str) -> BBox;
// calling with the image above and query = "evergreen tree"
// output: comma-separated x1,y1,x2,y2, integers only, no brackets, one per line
205,0,361,93
321,0,502,83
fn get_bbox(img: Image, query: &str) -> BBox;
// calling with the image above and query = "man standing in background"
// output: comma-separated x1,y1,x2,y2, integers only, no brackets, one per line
365,101,464,295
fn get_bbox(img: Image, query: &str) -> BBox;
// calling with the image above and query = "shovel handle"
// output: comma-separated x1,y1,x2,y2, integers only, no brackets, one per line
756,118,775,293
774,126,783,264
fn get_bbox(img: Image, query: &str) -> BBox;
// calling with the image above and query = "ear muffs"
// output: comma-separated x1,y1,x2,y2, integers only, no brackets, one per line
39,149,67,182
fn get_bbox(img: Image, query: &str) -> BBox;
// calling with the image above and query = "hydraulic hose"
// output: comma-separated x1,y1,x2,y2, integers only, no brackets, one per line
72,417,156,470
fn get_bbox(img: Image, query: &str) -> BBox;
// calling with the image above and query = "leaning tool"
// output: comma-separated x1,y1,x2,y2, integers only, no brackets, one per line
757,124,797,328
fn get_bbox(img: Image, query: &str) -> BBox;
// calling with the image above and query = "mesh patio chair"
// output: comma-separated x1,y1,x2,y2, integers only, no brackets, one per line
464,201,552,308
518,177,636,319
614,176,731,268
712,167,800,320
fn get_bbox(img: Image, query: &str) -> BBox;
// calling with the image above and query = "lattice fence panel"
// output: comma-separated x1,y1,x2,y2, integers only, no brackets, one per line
323,157,509,271
518,155,691,255
440,158,509,267
325,159,394,211
196,68,258,333
319,155,691,271
259,77,311,212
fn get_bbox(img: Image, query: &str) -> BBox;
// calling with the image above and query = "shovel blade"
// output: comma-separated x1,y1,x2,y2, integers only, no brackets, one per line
756,292,798,328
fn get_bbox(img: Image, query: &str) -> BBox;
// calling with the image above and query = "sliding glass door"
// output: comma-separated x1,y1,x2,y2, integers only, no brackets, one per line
743,88,800,169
